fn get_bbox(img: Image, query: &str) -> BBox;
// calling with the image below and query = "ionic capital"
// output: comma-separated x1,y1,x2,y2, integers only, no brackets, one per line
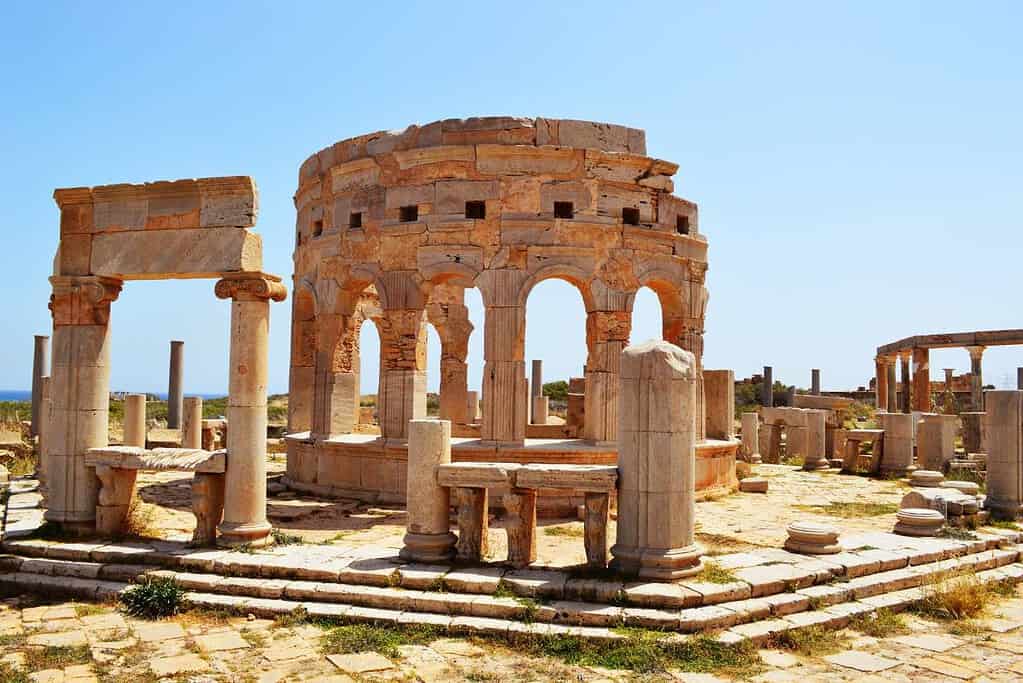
215,273,287,302
48,275,123,325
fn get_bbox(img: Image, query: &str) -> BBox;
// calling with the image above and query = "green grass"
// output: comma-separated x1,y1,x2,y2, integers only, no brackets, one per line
543,524,584,538
849,609,909,637
694,560,739,584
986,519,1021,531
0,663,29,683
320,622,441,658
271,528,305,546
794,502,898,518
24,644,93,671
768,625,847,656
74,603,107,617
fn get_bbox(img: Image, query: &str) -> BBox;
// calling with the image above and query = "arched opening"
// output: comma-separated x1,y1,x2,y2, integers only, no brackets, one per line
523,278,589,428
357,315,381,430
630,285,663,345
424,279,485,427
425,323,442,416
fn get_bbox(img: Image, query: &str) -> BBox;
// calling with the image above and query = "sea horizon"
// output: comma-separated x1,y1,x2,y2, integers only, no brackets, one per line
0,390,234,402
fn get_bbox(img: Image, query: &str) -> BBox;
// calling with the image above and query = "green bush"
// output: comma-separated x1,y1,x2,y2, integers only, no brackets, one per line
543,380,569,402
120,576,186,619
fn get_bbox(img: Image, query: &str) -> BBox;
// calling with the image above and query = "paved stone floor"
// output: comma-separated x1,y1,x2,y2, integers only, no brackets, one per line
2,585,1023,681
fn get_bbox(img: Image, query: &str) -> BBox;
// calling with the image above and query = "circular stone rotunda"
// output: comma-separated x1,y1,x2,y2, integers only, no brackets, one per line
284,116,737,513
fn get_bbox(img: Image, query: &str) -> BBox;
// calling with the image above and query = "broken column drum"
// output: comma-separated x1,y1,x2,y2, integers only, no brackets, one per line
283,117,732,504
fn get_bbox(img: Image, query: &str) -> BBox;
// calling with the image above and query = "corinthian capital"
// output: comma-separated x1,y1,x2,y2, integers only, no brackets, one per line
215,273,287,302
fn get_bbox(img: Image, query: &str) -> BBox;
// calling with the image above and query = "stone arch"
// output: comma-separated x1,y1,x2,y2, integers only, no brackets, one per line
516,263,596,313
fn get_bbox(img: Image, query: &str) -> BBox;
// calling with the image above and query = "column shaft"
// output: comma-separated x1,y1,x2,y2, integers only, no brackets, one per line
481,305,526,445
886,362,897,412
811,368,821,396
182,396,203,449
167,340,184,429
985,390,1023,520
762,366,773,407
31,335,50,437
123,394,146,447
911,347,930,412
876,357,888,410
968,346,985,411
899,353,911,413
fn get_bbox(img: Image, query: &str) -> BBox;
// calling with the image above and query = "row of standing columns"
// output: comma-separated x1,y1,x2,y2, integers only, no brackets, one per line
875,346,1002,413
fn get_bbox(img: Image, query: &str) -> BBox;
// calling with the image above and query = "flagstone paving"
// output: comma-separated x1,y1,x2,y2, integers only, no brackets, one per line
1,585,1023,681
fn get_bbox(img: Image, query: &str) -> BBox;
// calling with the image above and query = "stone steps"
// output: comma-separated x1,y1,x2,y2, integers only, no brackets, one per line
1,559,1021,647
2,544,1021,634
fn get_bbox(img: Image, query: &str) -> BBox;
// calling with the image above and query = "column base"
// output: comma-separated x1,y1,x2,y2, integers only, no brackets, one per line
400,532,458,563
880,465,916,478
610,543,704,581
802,458,831,471
41,514,96,537
217,520,273,548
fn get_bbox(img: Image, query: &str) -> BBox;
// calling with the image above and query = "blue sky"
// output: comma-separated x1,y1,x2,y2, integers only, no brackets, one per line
1,1,1021,396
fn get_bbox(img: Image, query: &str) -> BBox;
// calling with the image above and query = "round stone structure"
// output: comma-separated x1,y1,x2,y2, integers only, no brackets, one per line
283,117,737,512
783,521,841,554
893,508,945,537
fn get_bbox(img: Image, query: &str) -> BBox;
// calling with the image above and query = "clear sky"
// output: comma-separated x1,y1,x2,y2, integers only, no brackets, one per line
2,1,1021,397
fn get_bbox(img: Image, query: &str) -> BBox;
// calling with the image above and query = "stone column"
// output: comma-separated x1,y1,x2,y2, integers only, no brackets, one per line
530,359,547,425
38,376,51,490
967,346,985,411
31,335,50,437
167,340,184,429
214,274,286,547
481,305,527,445
911,347,930,412
875,357,888,410
182,397,203,449
811,368,821,396
287,284,316,435
941,368,956,414
611,339,703,581
899,352,911,414
465,391,479,422
703,369,735,440
985,390,1023,520
803,409,829,470
400,419,457,562
377,308,428,442
311,313,359,439
1018,368,1023,391
741,412,761,463
123,394,146,447
961,412,986,454
46,275,121,532
762,366,773,408
918,413,956,472
428,287,472,426
879,412,915,476
584,306,631,444
886,361,897,413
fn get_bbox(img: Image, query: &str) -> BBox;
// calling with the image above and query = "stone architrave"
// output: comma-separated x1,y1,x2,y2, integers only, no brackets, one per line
985,390,1023,520
123,394,146,448
917,413,956,472
703,369,735,440
400,419,457,562
802,409,829,470
740,412,761,463
214,274,286,547
611,339,703,581
45,275,121,532
182,397,203,449
879,412,915,476
167,341,184,429
31,335,49,437
961,412,986,455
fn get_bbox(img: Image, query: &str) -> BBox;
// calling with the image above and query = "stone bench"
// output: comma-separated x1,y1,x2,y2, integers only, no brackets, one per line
841,429,885,474
85,446,226,545
436,462,617,569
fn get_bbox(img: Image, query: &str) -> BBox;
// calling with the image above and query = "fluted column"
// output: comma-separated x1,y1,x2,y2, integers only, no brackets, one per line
215,273,286,547
899,351,911,413
875,356,889,411
886,360,897,412
911,347,930,412
45,275,121,532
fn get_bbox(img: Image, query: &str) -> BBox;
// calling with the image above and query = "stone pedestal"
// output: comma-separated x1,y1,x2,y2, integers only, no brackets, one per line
46,276,121,532
894,508,944,537
985,390,1023,520
917,413,956,472
583,492,610,567
182,397,203,449
784,521,840,554
740,412,761,463
31,335,49,438
401,419,457,562
961,412,986,454
704,369,735,440
167,340,184,429
215,274,286,547
123,394,146,448
611,340,702,581
95,465,137,535
191,472,226,545
802,409,829,470
879,412,915,476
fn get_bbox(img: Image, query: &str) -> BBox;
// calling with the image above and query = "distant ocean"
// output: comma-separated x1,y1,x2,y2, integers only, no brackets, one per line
0,390,227,402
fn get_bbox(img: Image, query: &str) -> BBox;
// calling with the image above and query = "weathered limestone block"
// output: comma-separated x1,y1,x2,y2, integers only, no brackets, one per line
703,369,735,440
879,412,915,476
738,477,768,493
454,487,488,562
784,521,841,555
94,465,137,535
583,492,611,568
985,391,1023,520
740,412,761,464
893,508,944,537
900,487,975,516
90,229,262,279
908,469,944,487
503,489,537,569
401,420,457,562
513,464,617,492
437,462,518,488
611,340,703,581
191,472,226,546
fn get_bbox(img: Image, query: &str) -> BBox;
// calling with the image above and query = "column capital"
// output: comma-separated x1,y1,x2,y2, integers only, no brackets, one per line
48,275,122,325
215,273,287,302
898,350,912,362
966,345,986,360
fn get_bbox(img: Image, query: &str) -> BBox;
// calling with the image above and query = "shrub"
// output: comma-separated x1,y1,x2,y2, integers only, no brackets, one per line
120,576,186,619
543,380,569,402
